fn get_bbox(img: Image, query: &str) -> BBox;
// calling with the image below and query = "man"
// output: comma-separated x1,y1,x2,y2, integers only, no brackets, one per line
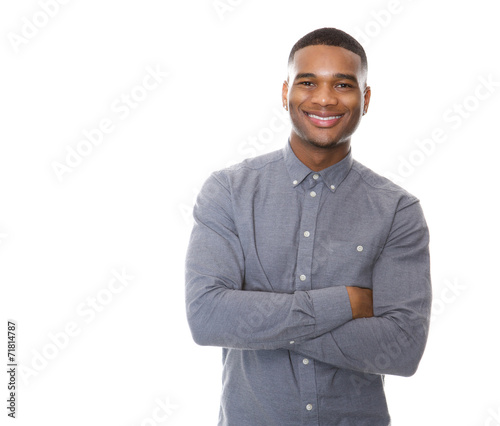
185,27,431,425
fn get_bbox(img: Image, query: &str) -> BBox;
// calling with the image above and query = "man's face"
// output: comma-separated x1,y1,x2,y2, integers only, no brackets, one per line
283,45,371,150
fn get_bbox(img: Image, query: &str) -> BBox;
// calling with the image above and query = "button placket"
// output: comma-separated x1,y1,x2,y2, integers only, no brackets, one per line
295,181,322,291
294,177,322,425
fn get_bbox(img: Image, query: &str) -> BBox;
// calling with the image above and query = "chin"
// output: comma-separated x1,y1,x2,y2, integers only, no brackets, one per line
306,137,342,150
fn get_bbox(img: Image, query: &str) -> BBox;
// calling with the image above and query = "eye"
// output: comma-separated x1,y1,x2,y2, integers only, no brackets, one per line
298,81,314,87
336,83,353,89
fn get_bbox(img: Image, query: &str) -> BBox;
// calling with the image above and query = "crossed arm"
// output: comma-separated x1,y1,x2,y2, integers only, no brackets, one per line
185,173,431,377
292,201,431,376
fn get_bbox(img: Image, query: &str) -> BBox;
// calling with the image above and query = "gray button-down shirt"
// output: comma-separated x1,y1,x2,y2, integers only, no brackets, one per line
185,141,431,426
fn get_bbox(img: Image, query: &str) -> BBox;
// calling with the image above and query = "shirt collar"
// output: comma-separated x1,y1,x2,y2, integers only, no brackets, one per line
283,140,353,192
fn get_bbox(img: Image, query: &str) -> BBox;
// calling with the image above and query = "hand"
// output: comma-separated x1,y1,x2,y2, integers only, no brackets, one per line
346,286,373,319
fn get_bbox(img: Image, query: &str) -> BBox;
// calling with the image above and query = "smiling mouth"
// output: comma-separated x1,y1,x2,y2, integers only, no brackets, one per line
303,111,344,127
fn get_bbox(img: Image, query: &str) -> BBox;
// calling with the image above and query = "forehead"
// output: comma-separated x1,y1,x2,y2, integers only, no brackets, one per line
289,45,364,79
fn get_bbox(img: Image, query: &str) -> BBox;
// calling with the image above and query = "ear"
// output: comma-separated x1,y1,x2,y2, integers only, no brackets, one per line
282,80,289,109
362,85,371,115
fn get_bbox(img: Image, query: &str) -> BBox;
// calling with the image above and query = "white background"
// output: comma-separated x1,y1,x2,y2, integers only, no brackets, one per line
1,0,499,425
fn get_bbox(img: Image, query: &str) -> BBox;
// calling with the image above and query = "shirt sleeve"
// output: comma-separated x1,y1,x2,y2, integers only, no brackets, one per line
185,171,353,350
291,200,432,377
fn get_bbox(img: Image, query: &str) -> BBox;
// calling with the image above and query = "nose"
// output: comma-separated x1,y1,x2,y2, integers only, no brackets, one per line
311,83,338,106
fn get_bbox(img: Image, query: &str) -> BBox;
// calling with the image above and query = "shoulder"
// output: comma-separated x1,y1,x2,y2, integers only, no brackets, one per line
212,148,284,187
350,159,420,212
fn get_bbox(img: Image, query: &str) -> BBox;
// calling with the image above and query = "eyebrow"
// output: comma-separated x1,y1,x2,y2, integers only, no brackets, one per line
295,72,358,83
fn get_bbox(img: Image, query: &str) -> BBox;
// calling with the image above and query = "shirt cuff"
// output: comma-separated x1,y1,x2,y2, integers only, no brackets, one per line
310,286,353,335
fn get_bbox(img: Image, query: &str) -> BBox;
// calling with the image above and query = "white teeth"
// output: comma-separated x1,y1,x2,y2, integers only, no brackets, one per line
308,113,341,120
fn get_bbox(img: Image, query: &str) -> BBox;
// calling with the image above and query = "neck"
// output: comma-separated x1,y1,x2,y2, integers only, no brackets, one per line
289,135,350,171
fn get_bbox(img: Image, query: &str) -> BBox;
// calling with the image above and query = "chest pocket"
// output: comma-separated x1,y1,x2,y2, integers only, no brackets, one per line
312,240,382,289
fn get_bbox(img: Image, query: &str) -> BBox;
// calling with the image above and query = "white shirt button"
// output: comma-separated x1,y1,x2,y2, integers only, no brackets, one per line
306,404,313,411
313,174,319,180
303,358,309,365
293,180,298,185
303,231,310,237
330,185,335,190
357,245,363,252
310,191,316,197
299,274,306,281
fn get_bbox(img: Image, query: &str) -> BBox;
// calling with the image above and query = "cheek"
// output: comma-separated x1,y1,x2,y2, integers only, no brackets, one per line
343,93,362,106
289,90,309,106
344,98,364,119
289,107,304,125
288,99,304,118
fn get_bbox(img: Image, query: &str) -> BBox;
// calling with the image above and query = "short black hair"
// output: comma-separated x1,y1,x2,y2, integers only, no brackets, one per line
288,27,367,73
